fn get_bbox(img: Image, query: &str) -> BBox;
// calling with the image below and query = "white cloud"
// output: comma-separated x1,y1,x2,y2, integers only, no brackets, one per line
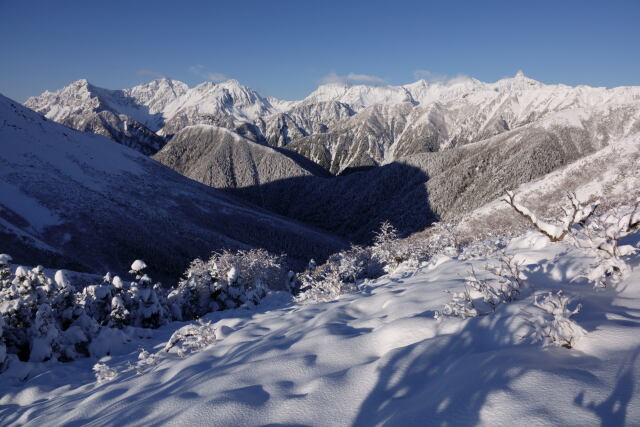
189,65,228,82
413,69,472,85
320,72,386,85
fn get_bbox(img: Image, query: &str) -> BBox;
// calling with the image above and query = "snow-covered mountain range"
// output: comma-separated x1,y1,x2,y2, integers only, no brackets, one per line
0,94,344,281
22,72,640,242
25,72,640,172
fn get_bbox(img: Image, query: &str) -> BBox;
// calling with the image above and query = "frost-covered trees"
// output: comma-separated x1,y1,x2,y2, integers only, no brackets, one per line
294,244,382,302
570,201,640,287
527,290,586,348
435,256,525,319
371,221,405,273
296,222,415,302
168,249,285,320
503,191,598,242
164,320,217,357
505,191,639,287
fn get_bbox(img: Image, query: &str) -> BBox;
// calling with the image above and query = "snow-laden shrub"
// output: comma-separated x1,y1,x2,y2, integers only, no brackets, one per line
0,264,62,362
295,245,376,302
168,249,286,320
0,258,172,367
295,221,424,303
128,261,169,329
371,221,407,273
435,256,525,320
164,320,216,357
504,191,598,242
527,290,586,349
570,201,640,287
93,362,118,383
132,349,159,375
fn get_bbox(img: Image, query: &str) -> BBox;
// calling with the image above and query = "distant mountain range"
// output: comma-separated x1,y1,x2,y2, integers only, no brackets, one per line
25,72,640,172
20,73,640,243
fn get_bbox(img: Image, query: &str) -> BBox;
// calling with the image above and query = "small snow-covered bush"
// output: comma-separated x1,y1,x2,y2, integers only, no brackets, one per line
168,249,286,320
527,290,586,349
435,256,525,320
164,320,216,357
93,362,117,383
371,221,407,273
132,349,159,375
570,201,640,287
295,245,375,302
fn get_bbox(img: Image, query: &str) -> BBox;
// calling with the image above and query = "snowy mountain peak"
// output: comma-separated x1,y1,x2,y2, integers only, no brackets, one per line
304,83,414,111
491,71,543,91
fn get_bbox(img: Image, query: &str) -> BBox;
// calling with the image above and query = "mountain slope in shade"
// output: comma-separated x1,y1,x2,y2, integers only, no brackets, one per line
0,94,345,282
223,111,639,243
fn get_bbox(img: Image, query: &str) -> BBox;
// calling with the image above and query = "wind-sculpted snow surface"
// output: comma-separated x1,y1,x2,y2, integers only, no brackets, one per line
0,94,345,281
2,232,640,425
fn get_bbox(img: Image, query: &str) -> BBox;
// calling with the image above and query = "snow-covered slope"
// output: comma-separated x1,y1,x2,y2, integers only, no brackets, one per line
458,131,640,239
0,94,344,281
153,124,330,190
2,232,639,425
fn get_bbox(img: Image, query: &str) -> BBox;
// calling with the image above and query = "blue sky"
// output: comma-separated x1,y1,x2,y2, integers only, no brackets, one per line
1,0,639,101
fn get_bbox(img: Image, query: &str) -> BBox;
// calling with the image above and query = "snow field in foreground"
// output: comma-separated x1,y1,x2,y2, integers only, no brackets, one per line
1,231,640,426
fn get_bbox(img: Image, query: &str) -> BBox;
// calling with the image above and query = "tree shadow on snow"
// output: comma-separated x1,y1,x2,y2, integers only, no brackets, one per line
352,305,603,426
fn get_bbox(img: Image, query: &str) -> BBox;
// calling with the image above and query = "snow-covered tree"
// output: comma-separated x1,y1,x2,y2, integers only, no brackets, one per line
504,191,598,242
371,221,405,273
169,249,285,320
28,302,60,362
527,290,586,349
570,201,640,287
127,260,168,328
435,256,526,320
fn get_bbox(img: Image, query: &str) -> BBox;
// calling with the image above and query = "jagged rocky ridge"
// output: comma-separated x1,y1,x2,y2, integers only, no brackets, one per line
0,94,345,282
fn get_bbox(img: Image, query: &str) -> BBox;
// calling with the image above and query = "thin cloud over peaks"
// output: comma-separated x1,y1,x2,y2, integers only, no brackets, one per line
189,65,228,82
320,72,386,85
413,69,473,85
